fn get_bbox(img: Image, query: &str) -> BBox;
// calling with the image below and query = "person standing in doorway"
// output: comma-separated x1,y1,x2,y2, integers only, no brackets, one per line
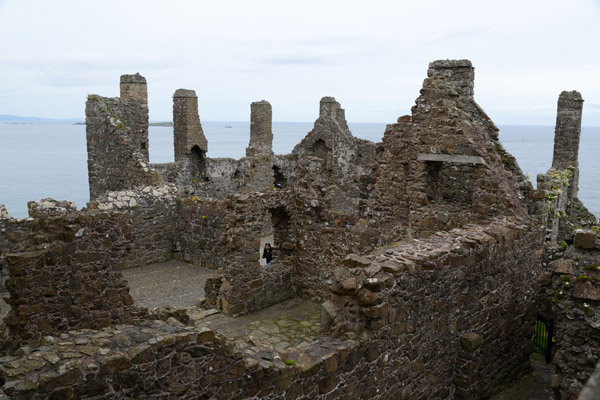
262,243,273,266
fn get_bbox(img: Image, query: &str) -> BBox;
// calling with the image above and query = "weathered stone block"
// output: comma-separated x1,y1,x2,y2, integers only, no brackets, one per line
2,379,38,399
459,332,484,353
99,353,132,375
320,300,339,331
318,374,339,394
574,282,600,301
551,259,576,275
574,229,596,249
128,345,153,364
357,289,379,306
342,254,371,268
322,352,339,374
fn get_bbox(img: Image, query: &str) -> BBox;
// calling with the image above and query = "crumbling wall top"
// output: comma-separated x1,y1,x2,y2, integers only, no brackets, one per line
427,59,475,97
173,89,197,98
120,73,148,104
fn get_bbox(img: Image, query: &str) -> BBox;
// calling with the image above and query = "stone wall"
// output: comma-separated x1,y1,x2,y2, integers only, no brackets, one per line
552,91,584,197
292,97,375,215
0,219,546,400
367,60,530,238
325,218,544,399
243,100,275,191
537,90,597,245
172,197,225,268
0,319,392,400
1,208,146,349
545,252,600,399
85,94,158,201
204,191,297,315
89,185,178,269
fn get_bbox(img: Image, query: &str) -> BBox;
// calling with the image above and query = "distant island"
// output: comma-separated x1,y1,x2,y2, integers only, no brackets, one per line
0,114,83,124
71,121,174,127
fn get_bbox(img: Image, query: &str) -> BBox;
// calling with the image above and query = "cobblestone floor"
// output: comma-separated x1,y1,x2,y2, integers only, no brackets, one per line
122,260,215,309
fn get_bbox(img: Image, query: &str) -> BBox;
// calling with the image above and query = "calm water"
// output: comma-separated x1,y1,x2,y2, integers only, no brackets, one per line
0,122,599,219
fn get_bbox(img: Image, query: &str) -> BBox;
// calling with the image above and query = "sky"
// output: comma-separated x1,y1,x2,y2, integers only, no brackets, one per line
0,0,599,125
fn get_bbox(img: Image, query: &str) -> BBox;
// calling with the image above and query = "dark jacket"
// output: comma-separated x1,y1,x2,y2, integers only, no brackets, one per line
262,248,273,263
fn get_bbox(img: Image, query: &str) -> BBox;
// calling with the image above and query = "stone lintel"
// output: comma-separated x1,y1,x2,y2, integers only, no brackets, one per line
417,154,486,165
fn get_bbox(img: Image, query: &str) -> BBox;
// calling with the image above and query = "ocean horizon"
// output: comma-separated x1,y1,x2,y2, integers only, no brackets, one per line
1,122,599,219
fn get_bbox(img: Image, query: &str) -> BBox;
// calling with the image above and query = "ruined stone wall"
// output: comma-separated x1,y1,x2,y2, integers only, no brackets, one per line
86,95,158,201
1,208,146,349
537,90,596,245
292,97,375,215
204,192,297,315
243,100,275,191
89,185,178,269
0,319,391,400
172,197,226,268
545,252,600,399
552,91,584,197
367,60,530,238
0,219,545,400
325,218,544,399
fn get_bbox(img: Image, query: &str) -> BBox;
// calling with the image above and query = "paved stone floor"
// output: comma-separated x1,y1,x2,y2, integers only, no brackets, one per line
123,259,322,355
122,259,215,309
192,298,322,353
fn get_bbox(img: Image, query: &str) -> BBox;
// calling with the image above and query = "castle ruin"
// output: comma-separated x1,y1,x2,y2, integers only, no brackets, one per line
0,60,599,399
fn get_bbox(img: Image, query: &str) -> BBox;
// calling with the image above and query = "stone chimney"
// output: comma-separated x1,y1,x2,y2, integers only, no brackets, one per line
427,60,475,97
318,97,350,132
173,89,208,163
120,73,148,105
246,100,273,157
551,90,584,199
552,91,584,170
243,100,274,191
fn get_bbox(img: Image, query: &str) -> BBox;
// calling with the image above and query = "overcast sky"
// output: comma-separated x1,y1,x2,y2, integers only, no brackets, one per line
1,0,599,125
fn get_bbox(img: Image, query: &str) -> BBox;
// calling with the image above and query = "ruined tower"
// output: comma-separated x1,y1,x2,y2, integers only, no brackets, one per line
246,100,273,158
173,89,208,180
244,101,274,190
551,90,584,199
86,73,153,200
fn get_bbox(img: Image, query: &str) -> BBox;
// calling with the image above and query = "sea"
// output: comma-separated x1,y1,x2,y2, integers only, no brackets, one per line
1,122,599,219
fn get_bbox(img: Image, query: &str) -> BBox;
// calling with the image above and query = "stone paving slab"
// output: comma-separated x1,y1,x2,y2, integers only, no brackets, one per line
122,259,216,309
192,298,322,354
